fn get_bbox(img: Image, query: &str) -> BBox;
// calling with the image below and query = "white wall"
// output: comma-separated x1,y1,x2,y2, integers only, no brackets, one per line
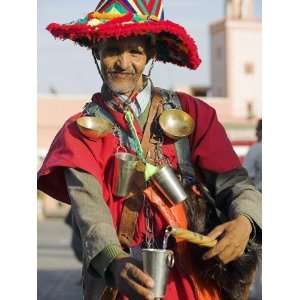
210,22,227,97
227,21,262,117
210,19,262,119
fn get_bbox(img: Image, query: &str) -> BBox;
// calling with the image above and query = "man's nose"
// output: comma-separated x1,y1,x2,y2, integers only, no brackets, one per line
116,52,131,70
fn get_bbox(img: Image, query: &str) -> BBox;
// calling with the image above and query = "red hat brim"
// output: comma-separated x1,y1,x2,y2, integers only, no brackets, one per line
47,20,201,70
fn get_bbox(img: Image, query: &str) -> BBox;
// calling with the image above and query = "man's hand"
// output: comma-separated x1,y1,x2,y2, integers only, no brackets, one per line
108,255,155,300
202,215,252,264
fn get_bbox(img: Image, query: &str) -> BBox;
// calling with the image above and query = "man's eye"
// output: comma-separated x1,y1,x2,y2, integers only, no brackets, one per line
130,49,142,55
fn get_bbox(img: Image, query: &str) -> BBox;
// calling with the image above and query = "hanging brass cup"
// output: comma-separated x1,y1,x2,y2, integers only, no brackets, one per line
76,116,113,140
159,109,195,139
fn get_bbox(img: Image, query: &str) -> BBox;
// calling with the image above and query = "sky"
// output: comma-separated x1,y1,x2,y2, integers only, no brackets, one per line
38,0,262,95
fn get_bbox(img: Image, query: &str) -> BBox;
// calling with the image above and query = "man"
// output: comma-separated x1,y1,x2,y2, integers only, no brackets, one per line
38,1,261,299
244,119,262,192
244,119,262,300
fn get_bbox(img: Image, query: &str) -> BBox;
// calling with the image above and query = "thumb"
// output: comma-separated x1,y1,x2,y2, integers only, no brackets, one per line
207,224,226,240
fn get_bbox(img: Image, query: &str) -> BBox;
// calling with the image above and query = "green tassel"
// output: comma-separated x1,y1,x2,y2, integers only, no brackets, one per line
145,163,159,181
124,110,159,181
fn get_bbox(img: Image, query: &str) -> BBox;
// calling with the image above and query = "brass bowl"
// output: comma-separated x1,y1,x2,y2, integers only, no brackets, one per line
76,116,113,140
159,109,195,139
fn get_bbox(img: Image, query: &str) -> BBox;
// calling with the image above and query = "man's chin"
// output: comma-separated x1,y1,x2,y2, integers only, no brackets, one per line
107,82,136,96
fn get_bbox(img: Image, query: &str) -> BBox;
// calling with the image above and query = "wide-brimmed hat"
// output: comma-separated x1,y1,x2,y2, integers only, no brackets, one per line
47,0,201,70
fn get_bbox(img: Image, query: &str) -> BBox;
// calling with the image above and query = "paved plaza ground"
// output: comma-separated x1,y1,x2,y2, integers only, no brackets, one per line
38,218,82,300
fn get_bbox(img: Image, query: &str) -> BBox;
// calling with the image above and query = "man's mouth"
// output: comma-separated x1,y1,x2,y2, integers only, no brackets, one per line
109,72,135,79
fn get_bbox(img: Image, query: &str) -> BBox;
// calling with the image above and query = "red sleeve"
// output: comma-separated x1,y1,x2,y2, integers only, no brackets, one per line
177,92,241,173
37,113,106,204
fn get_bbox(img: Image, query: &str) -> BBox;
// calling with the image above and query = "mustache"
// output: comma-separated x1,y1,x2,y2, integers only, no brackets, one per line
107,68,135,75
108,71,135,75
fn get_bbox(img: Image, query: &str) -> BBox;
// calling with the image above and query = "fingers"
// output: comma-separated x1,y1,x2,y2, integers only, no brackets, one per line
218,244,239,264
203,235,228,260
203,233,248,263
207,224,226,240
125,275,154,300
126,263,154,288
219,241,248,264
203,217,253,264
118,262,155,300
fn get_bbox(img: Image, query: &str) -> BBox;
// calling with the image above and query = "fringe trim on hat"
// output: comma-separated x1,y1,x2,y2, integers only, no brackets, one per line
47,20,201,70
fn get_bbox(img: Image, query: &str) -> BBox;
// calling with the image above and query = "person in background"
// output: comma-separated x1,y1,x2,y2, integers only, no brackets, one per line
244,119,262,300
244,119,262,192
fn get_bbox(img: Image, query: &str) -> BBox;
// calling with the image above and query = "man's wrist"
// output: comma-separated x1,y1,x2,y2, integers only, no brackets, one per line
238,214,256,241
91,244,128,280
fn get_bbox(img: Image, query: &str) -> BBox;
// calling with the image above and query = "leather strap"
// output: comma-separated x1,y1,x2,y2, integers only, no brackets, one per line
118,90,162,248
118,192,143,248
140,90,162,160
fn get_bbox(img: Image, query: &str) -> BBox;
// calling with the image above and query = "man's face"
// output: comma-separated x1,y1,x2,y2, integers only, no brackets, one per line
97,36,151,96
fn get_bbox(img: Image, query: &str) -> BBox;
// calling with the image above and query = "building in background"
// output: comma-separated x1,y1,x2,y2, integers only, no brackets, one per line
210,0,261,119
179,0,261,121
37,95,87,218
176,0,261,161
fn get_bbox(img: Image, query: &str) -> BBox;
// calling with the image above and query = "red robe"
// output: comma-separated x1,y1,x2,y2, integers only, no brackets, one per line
38,92,241,300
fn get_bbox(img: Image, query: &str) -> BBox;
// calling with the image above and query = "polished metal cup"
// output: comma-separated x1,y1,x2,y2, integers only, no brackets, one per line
112,152,138,197
151,165,188,205
142,249,175,299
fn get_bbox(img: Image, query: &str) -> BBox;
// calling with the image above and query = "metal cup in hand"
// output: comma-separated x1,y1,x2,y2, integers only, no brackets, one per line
151,165,188,205
112,152,138,197
142,249,175,299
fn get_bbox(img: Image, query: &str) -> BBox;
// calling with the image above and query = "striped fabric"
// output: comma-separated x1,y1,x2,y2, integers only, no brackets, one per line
95,0,164,20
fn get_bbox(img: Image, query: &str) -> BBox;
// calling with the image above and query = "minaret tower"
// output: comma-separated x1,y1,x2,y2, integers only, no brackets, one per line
210,0,261,118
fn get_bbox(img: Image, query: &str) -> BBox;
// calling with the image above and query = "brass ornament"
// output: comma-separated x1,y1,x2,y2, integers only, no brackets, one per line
159,109,195,139
76,116,113,140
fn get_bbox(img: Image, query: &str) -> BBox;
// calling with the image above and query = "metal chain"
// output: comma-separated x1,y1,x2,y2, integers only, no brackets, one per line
111,124,129,153
144,192,157,249
150,115,168,166
143,113,170,249
153,139,167,166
